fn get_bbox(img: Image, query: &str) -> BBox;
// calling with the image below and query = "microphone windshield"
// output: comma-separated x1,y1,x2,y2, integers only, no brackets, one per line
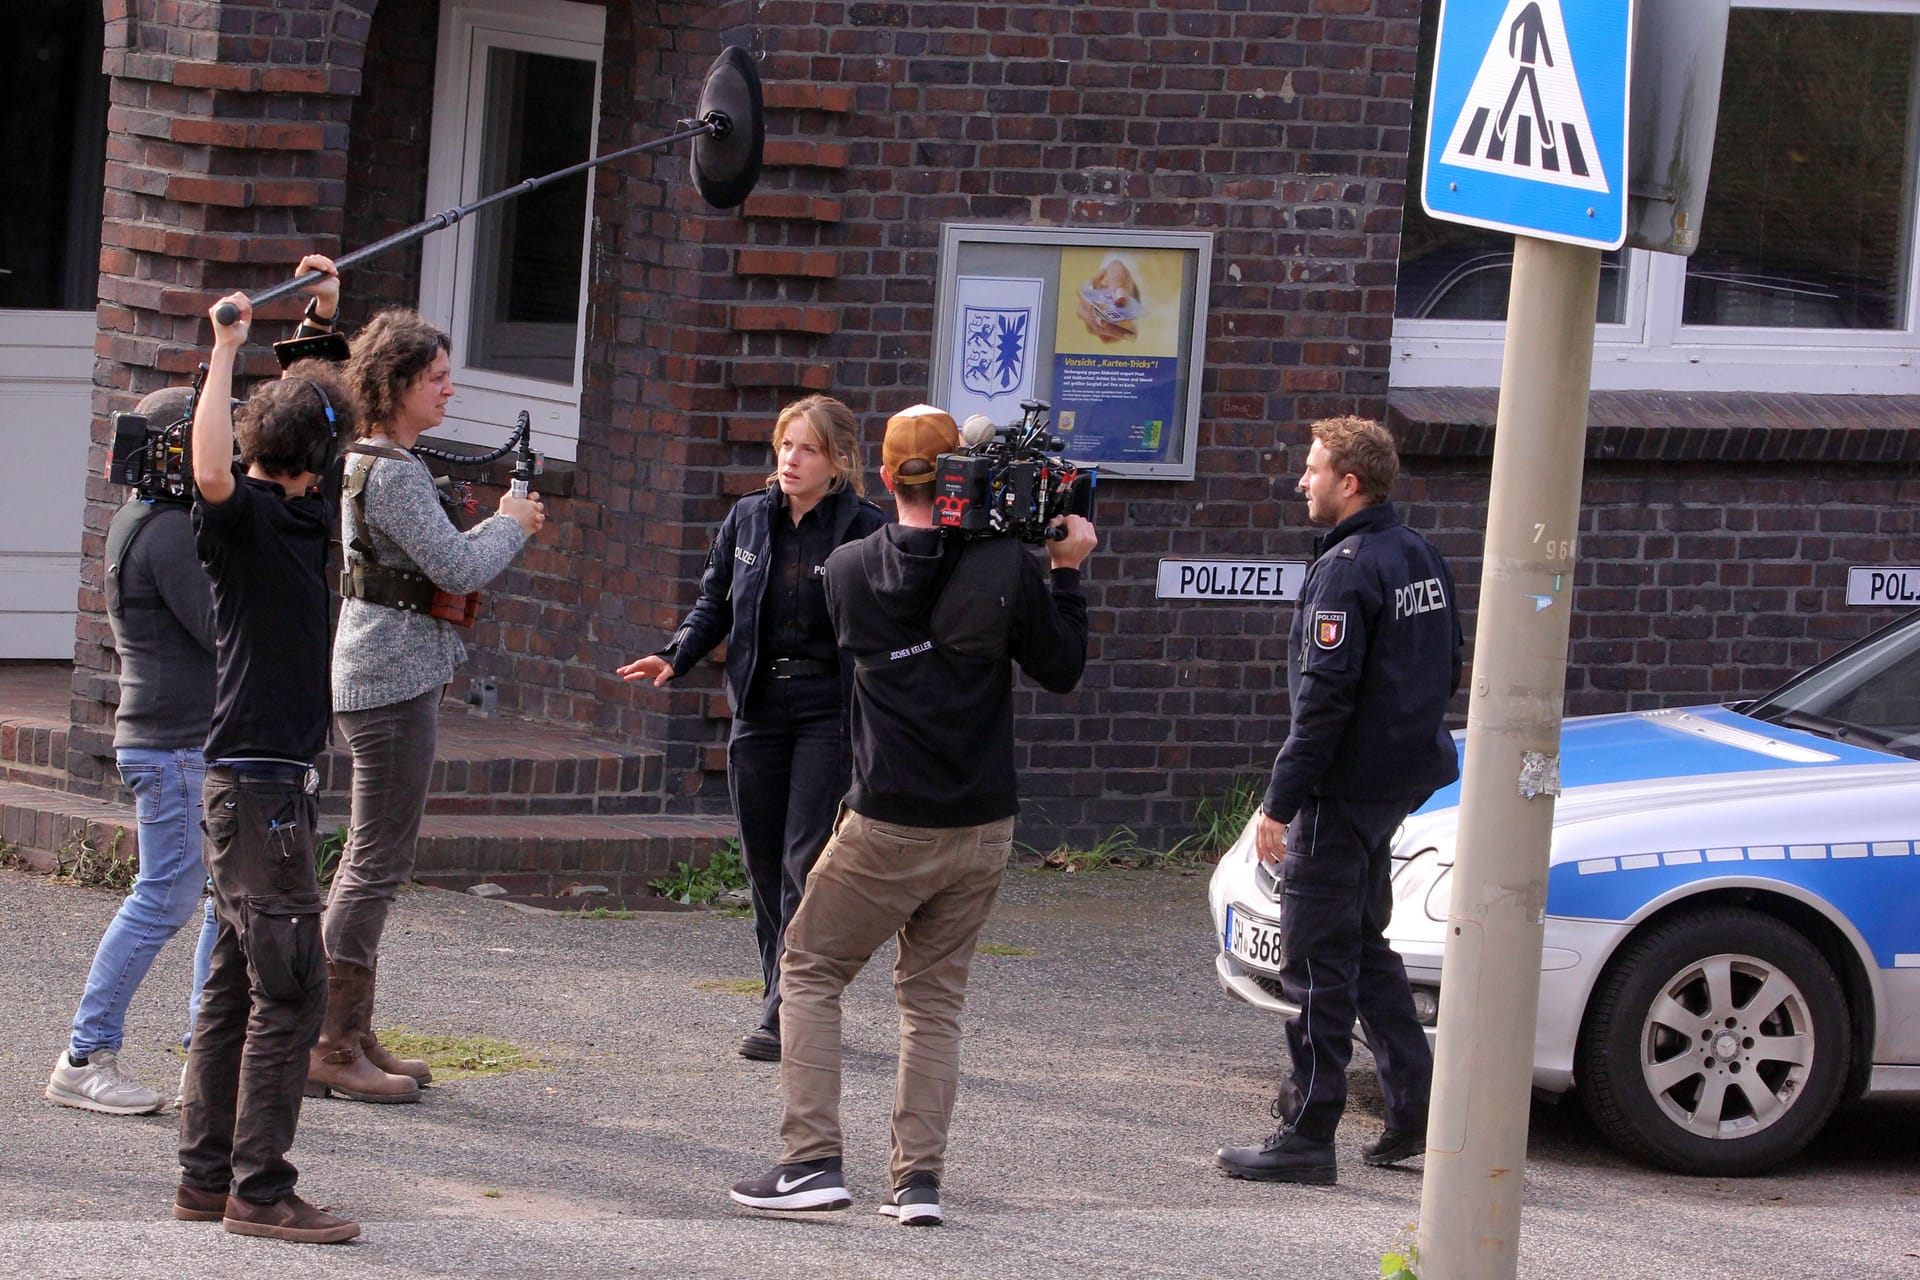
960,414,997,448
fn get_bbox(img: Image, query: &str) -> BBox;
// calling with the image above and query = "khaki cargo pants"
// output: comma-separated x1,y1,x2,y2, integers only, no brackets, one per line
778,808,1015,1189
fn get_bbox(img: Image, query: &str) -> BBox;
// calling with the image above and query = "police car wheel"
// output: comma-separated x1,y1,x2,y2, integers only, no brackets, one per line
1574,906,1850,1177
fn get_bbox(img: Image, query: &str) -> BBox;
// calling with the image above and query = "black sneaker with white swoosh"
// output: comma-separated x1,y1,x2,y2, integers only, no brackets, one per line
729,1157,852,1211
876,1171,942,1226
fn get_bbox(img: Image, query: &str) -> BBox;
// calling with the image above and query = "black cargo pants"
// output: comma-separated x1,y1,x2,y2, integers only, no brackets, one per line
178,765,327,1205
1274,793,1434,1143
727,669,850,1034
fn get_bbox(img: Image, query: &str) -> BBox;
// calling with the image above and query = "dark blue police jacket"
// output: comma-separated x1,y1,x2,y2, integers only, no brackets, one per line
657,484,887,714
1263,500,1464,823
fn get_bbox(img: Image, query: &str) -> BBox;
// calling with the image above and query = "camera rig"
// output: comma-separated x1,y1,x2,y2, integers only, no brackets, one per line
108,366,542,517
932,399,1096,543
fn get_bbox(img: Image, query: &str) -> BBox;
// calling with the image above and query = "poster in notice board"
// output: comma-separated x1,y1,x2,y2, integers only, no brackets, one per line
932,226,1211,480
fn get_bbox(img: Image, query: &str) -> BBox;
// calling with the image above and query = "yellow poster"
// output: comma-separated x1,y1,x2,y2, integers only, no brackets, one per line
1053,247,1184,357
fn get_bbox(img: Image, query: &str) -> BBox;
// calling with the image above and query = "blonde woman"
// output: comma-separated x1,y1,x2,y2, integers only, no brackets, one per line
620,396,885,1061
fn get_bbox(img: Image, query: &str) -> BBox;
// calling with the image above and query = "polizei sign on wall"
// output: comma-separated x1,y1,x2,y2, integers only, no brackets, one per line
1156,559,1306,601
1847,568,1920,606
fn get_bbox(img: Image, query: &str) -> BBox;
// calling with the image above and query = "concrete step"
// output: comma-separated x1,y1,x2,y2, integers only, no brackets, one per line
1,665,670,819
0,664,735,890
0,778,738,898
405,811,739,899
0,780,135,875
0,718,69,791
313,703,669,818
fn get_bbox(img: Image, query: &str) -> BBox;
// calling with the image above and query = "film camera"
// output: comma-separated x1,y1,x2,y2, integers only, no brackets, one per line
932,399,1096,543
107,401,196,502
107,331,358,501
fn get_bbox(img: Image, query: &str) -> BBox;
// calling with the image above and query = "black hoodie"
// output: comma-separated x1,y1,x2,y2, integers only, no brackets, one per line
824,524,1088,828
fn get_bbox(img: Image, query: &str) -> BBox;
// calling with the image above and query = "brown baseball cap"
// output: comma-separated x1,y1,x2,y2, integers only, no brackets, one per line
882,404,960,484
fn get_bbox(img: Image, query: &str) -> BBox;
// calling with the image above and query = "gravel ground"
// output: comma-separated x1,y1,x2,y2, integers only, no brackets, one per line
2,864,1916,1278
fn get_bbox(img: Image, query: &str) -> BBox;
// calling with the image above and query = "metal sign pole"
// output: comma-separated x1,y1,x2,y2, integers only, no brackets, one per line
1416,233,1600,1279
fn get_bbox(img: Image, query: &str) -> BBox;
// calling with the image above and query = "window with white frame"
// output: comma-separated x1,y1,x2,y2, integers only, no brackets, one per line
418,0,604,462
1392,0,1920,396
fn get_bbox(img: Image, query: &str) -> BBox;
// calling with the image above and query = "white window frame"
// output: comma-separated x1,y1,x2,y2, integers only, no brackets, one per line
418,0,605,462
1392,0,1920,396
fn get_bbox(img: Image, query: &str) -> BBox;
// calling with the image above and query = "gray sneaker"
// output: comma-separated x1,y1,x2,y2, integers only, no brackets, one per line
45,1050,164,1115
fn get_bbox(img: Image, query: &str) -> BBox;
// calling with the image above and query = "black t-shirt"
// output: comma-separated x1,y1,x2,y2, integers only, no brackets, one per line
194,464,334,764
762,492,839,665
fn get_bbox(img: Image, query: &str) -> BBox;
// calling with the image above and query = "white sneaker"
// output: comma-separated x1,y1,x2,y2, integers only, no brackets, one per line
45,1050,165,1115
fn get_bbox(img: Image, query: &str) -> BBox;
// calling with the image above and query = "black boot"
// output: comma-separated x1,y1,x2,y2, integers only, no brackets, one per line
1214,1125,1337,1185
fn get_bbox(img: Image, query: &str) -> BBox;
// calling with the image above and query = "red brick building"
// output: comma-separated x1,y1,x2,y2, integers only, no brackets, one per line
7,0,1918,851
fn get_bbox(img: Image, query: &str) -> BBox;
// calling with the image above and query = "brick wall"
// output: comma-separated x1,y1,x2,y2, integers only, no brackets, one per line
72,0,373,794
546,0,1431,844
68,1,1918,851
1396,395,1920,724
338,0,436,323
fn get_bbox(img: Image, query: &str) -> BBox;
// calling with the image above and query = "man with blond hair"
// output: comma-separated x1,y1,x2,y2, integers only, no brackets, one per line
1216,415,1462,1186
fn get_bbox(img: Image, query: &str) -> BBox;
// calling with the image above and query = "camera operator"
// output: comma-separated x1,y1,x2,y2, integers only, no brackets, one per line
176,267,361,1244
46,386,220,1117
730,404,1097,1227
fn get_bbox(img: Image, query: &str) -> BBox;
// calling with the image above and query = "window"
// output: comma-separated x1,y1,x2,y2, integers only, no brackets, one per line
418,0,604,461
1393,0,1920,395
0,0,105,311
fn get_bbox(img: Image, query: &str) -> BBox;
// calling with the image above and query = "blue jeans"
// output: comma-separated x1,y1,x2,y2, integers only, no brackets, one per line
68,747,213,1059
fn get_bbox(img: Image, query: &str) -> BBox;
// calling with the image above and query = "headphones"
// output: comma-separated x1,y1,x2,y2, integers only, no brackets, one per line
285,375,344,477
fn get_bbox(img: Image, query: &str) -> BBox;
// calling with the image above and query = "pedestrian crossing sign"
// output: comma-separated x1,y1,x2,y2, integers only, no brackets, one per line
1422,0,1634,249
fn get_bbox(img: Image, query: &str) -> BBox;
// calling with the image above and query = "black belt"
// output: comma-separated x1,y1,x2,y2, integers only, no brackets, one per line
765,657,837,680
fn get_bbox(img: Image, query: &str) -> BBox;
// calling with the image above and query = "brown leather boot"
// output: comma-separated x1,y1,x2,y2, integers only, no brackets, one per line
358,966,431,1085
362,1029,431,1086
304,961,419,1104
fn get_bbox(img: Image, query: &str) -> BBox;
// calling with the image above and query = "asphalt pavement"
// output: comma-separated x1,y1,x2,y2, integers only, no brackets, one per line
2,864,1916,1278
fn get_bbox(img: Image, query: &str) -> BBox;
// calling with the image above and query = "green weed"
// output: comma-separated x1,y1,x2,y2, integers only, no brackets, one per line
54,828,135,893
1164,775,1264,866
1038,825,1144,873
316,824,347,888
976,942,1034,956
650,839,747,905
1381,1225,1419,1279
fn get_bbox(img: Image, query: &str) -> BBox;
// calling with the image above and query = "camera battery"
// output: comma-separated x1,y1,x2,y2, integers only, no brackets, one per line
933,452,993,532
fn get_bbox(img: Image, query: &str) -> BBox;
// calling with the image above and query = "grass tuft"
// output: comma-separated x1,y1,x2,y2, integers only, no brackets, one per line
375,1029,547,1079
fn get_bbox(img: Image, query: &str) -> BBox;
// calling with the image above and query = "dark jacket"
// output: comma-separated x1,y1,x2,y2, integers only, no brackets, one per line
825,525,1089,828
1264,501,1463,823
658,485,888,713
105,498,216,751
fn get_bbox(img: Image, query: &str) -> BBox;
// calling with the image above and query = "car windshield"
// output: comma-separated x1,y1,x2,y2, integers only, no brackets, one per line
1745,610,1920,760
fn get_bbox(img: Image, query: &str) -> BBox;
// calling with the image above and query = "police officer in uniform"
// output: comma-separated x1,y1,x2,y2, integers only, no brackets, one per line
1216,415,1462,1186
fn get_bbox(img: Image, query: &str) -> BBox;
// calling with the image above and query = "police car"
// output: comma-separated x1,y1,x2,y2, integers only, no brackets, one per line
1209,608,1920,1175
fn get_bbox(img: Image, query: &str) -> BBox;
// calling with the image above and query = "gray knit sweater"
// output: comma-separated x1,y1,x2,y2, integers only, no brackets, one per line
331,436,528,712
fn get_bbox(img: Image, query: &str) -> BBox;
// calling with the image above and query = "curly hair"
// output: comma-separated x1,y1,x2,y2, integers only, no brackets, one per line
765,395,866,497
345,307,451,435
236,359,359,477
1310,415,1399,504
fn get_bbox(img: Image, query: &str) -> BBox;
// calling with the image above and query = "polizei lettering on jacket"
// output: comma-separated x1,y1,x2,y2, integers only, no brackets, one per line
1394,576,1447,620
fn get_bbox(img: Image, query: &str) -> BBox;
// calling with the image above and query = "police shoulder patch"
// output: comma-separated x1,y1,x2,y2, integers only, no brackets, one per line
1313,609,1347,650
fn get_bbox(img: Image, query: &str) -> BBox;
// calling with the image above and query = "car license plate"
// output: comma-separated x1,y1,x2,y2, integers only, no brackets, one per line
1223,903,1286,974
